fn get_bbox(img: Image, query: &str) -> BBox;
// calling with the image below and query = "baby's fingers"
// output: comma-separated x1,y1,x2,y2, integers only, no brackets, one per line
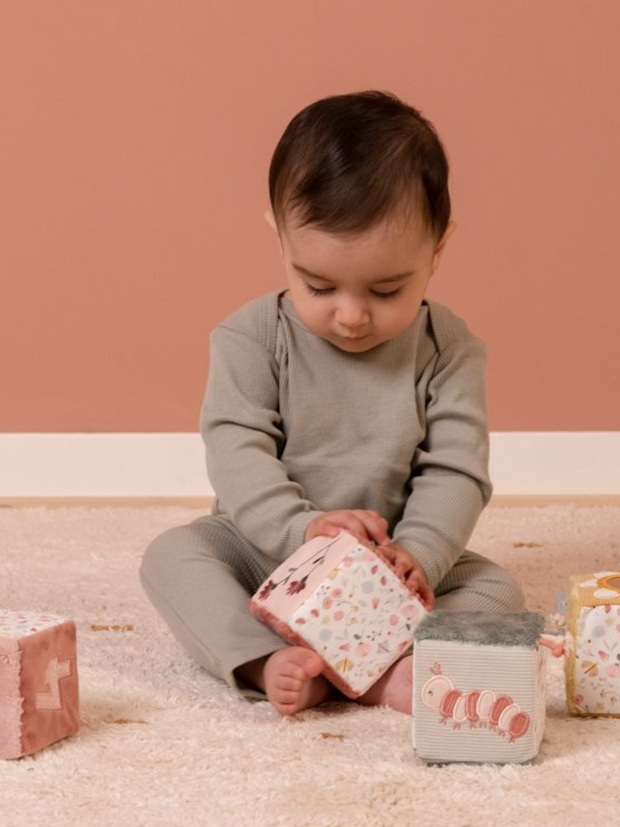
356,511,390,545
305,512,371,545
417,582,435,611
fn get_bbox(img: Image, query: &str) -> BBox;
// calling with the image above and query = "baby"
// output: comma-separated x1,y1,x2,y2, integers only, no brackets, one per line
140,90,524,716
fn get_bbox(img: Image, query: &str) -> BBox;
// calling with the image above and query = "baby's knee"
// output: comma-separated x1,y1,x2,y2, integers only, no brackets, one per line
140,517,241,587
435,554,526,614
490,568,526,613
140,523,199,588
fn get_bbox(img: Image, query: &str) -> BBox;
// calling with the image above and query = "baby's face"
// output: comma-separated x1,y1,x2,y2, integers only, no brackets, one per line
277,213,450,353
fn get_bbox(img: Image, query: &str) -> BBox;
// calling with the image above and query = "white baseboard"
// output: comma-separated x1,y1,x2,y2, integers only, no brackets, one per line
488,432,620,495
1,432,619,497
0,434,210,498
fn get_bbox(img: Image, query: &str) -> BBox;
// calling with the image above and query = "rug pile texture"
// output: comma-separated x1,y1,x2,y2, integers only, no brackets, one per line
1,505,619,827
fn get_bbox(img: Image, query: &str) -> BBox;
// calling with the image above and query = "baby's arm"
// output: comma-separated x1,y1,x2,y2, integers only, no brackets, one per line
392,330,492,591
202,321,324,561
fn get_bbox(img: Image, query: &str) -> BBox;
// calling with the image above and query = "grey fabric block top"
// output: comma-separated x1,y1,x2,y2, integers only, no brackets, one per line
414,610,545,647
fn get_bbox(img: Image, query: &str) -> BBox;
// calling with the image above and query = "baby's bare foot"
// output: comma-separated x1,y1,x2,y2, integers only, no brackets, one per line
264,647,331,716
356,655,413,714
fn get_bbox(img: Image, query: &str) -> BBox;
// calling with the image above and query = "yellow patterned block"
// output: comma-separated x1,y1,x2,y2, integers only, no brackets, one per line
566,572,620,717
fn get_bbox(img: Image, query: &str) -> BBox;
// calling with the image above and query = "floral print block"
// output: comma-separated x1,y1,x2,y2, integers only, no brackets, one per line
250,532,426,698
0,610,79,759
566,572,620,716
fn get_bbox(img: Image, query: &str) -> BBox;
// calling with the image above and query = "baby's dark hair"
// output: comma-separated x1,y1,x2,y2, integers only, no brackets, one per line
269,90,451,239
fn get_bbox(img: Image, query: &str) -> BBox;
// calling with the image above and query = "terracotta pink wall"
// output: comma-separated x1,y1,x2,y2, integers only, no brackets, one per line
2,1,619,433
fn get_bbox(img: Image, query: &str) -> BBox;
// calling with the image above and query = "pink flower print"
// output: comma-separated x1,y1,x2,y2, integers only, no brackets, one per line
380,576,387,586
311,609,320,618
356,643,372,658
372,598,380,610
389,614,399,626
371,565,379,575
402,603,420,619
605,664,620,679
258,580,276,601
323,596,333,610
331,588,343,599
287,579,306,595
334,610,345,621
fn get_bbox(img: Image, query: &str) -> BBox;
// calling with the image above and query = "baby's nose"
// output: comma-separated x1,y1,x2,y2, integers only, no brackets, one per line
335,297,370,328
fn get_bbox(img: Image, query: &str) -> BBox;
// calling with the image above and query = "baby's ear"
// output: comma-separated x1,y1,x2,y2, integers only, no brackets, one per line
264,209,278,232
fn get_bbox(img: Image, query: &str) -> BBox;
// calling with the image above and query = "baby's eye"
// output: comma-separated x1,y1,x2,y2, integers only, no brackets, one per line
303,283,335,297
371,287,403,300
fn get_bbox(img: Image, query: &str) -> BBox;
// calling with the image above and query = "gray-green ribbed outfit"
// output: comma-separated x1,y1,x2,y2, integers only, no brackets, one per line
140,290,525,698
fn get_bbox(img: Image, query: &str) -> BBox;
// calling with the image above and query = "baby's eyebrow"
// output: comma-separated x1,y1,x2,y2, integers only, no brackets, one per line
293,264,415,283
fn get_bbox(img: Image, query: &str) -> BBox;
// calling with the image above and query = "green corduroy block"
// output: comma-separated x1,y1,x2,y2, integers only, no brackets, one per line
413,611,547,765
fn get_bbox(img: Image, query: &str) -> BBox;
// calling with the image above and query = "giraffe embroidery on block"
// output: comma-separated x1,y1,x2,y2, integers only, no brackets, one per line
36,656,73,710
0,610,79,759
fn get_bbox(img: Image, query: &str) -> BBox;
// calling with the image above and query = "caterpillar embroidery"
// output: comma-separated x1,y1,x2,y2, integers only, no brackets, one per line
420,663,531,744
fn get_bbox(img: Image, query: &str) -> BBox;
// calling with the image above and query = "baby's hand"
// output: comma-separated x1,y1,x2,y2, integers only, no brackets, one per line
304,510,390,547
378,543,435,610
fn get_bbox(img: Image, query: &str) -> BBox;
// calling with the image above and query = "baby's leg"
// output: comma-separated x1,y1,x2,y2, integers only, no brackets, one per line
358,550,525,714
433,549,525,612
140,515,292,698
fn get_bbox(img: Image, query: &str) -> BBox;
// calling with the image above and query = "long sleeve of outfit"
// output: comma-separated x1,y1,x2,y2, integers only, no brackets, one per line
201,290,492,580
391,326,492,590
201,294,323,561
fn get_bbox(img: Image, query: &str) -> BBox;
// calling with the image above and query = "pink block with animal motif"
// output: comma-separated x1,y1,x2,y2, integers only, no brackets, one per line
250,531,427,698
0,610,79,759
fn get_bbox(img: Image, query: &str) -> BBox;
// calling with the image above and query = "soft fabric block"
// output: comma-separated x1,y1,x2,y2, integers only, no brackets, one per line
250,531,427,698
566,572,620,716
413,610,546,764
0,610,79,759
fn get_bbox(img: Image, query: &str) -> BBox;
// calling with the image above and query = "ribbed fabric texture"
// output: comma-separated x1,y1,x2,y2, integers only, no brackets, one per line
202,290,492,586
140,515,285,696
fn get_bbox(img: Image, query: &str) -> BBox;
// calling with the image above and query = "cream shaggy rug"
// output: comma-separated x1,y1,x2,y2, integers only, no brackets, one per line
1,505,620,827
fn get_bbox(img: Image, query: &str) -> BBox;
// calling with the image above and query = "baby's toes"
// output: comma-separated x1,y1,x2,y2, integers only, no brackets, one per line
275,674,303,693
